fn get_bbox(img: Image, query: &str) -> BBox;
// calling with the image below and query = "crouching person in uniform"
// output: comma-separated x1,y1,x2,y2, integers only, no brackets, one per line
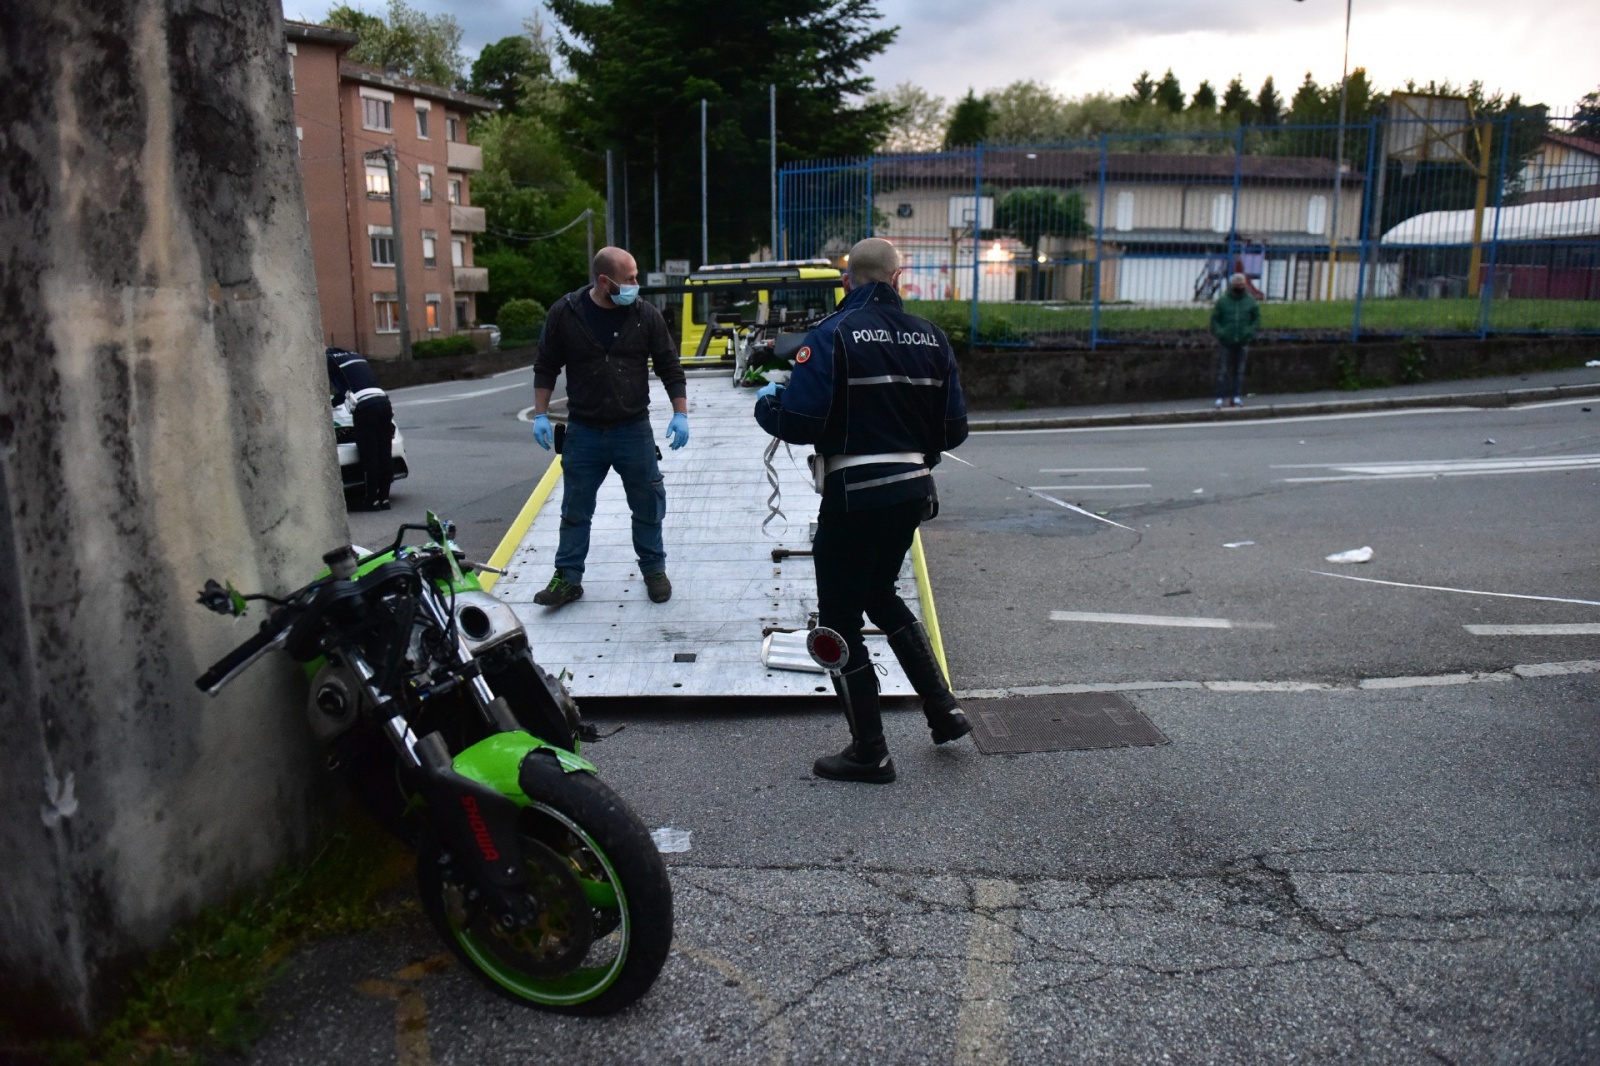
326,347,394,510
754,237,970,784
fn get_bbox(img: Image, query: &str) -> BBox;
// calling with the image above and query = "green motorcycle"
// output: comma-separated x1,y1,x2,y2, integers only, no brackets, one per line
195,513,672,1014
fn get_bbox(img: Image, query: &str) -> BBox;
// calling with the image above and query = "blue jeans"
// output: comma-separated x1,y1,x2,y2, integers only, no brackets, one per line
1215,343,1248,401
554,417,666,583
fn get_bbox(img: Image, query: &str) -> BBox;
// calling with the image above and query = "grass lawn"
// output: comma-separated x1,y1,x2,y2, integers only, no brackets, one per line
907,297,1600,343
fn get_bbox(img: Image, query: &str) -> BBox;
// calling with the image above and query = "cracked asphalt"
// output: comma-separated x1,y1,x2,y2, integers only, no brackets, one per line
245,372,1600,1064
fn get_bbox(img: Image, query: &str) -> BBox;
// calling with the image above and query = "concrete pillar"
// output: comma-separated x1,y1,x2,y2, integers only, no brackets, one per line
0,0,347,1034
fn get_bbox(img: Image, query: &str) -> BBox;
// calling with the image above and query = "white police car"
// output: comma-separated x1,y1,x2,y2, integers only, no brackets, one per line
332,400,409,493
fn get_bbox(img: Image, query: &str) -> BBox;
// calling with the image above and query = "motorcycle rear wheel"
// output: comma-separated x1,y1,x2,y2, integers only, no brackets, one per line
416,752,673,1015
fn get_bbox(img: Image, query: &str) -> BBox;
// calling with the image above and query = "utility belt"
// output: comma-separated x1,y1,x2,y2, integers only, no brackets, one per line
349,387,388,407
806,451,925,494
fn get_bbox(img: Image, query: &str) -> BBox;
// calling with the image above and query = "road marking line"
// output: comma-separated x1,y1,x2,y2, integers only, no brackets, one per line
1273,455,1600,471
1514,397,1600,410
959,661,1600,699
1038,467,1149,473
394,381,529,407
354,953,452,1066
1465,623,1600,636
676,945,792,1066
1282,464,1600,483
1050,610,1274,630
1306,571,1600,607
955,880,1019,1066
978,408,1464,434
1028,483,1152,491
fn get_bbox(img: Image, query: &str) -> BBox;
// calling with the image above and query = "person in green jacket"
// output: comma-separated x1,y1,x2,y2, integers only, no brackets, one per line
1209,273,1260,408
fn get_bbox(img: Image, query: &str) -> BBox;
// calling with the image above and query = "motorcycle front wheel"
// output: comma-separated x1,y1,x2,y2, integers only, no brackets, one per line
416,752,674,1015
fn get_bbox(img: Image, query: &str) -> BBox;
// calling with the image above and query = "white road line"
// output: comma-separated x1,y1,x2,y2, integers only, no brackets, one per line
1465,623,1600,636
956,660,1600,698
394,381,530,407
1027,484,1152,491
954,880,1018,1066
978,407,1464,435
1049,610,1274,630
1306,571,1600,607
1038,467,1149,473
1280,455,1600,482
1514,397,1600,410
1273,455,1600,470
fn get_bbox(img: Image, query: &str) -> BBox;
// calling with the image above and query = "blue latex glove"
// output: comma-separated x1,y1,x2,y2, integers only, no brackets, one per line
756,381,783,402
532,413,553,450
665,412,690,451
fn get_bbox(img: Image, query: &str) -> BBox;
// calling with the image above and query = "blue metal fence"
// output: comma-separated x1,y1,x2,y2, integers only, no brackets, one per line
778,112,1600,347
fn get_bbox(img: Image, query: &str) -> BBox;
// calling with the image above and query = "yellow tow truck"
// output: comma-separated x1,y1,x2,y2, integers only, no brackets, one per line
649,259,845,364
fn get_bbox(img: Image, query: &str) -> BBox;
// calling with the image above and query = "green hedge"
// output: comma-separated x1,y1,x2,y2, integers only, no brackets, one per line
411,335,478,360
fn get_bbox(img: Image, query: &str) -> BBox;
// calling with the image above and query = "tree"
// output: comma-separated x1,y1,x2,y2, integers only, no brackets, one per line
1190,81,1217,114
1155,69,1184,113
469,35,549,113
1288,72,1325,124
1255,76,1283,125
549,0,896,264
987,80,1072,144
995,187,1090,299
1221,75,1255,123
1126,71,1156,107
871,81,947,152
324,0,464,87
1575,85,1600,139
944,89,993,147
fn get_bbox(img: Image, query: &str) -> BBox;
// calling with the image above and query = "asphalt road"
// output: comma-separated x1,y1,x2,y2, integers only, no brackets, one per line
258,375,1599,1065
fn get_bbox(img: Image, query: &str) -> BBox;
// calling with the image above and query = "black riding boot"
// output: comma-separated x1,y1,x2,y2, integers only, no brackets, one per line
887,621,972,745
814,663,896,784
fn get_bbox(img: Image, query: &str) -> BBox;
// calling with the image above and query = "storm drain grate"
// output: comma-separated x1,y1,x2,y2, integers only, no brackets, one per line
967,692,1169,755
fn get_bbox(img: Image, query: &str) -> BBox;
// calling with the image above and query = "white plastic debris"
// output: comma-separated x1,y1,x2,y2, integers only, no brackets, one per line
651,828,692,853
1223,541,1256,548
1192,488,1204,494
1484,439,1496,445
1325,546,1374,564
1586,359,1600,367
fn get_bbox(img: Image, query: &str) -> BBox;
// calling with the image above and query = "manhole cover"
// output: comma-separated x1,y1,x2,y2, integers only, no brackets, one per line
967,692,1168,755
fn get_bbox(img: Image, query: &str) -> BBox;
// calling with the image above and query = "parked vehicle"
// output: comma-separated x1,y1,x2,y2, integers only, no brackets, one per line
481,323,502,350
195,513,674,1014
333,399,408,494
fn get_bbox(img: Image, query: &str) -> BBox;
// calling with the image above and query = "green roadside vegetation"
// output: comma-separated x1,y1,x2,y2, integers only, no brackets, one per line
2,816,412,1066
908,298,1600,344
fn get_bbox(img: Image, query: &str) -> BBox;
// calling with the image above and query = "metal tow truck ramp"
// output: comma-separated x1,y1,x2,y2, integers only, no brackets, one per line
484,373,942,699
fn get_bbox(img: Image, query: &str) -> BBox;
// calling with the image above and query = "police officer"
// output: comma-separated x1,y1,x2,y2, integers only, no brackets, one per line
754,237,970,784
326,347,394,510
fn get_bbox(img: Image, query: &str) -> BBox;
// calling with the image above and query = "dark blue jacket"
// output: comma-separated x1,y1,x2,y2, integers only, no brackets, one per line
326,348,385,407
754,282,968,513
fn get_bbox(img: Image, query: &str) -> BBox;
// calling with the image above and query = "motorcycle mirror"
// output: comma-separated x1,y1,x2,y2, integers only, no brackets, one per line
806,626,849,673
424,510,455,544
197,579,248,617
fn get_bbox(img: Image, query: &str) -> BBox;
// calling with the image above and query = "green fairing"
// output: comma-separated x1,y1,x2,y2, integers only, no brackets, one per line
453,731,596,803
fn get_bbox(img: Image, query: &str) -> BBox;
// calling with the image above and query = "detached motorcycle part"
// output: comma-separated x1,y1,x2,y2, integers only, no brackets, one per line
451,590,527,655
417,748,673,1015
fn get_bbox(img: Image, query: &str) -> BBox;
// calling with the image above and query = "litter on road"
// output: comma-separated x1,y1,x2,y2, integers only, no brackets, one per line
650,828,692,853
1223,540,1256,548
1326,546,1375,563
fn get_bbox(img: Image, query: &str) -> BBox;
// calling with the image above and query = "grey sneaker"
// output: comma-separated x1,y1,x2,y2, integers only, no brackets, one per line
644,572,672,603
533,574,583,607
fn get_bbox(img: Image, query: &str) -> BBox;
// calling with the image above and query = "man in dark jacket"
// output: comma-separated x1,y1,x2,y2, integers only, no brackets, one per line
530,246,689,607
754,237,970,784
326,347,394,510
1208,273,1261,408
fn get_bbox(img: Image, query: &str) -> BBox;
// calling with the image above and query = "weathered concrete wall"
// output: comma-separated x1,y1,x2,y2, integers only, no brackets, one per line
0,0,347,1034
958,335,1599,410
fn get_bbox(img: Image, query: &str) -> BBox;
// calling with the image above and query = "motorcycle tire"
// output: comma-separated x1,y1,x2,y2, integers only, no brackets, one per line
416,751,674,1015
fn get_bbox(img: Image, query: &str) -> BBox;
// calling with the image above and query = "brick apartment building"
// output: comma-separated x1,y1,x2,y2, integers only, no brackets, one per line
285,21,497,358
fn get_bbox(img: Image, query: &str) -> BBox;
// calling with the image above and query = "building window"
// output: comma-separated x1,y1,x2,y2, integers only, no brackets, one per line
421,231,437,268
1211,193,1233,234
369,229,395,267
1115,191,1134,233
286,42,297,94
451,238,465,268
362,96,392,131
295,126,302,158
365,164,390,199
416,105,430,139
447,115,461,142
419,170,433,202
425,295,442,332
1306,195,1328,235
455,298,471,329
374,294,400,333
447,178,462,205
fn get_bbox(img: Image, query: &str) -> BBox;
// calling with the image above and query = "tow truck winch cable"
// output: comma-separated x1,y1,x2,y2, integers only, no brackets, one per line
761,435,787,535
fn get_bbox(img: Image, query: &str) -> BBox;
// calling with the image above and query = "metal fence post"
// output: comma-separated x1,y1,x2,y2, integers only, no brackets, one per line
1091,135,1108,350
1229,126,1244,275
970,143,983,346
1480,114,1513,337
864,155,874,240
1352,116,1380,342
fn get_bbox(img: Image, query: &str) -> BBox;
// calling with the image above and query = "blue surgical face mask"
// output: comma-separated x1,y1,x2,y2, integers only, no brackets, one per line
611,284,640,306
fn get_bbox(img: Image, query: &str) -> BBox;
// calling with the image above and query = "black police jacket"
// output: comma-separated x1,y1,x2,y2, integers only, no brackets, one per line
533,287,687,428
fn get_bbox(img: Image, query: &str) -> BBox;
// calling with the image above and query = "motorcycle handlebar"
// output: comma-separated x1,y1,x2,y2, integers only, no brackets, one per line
195,615,290,695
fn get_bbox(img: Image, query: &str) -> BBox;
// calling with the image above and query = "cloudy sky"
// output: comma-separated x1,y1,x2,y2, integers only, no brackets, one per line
285,0,1598,113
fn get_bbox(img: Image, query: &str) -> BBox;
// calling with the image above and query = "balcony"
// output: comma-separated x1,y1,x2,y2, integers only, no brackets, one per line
447,141,483,172
450,204,486,233
453,266,489,293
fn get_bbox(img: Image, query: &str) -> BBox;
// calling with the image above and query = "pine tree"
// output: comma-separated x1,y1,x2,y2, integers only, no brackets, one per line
1255,76,1283,126
1155,69,1185,113
1190,81,1218,113
1126,71,1156,107
1221,76,1255,123
944,90,993,147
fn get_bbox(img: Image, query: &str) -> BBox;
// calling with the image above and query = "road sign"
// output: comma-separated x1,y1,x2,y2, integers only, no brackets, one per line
664,259,691,275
